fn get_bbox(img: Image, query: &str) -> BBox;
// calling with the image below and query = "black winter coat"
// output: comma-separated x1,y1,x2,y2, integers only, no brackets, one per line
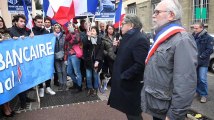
81,32,103,69
102,35,117,60
32,26,49,35
9,26,30,37
108,29,150,115
193,29,213,67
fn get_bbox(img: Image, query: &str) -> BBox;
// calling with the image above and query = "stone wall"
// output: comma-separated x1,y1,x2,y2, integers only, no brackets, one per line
124,0,214,33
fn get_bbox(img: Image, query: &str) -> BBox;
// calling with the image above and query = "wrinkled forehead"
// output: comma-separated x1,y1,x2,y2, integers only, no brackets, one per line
155,1,167,11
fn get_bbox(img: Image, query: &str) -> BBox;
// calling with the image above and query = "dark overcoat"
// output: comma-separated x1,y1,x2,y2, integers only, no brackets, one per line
108,29,150,116
193,30,213,67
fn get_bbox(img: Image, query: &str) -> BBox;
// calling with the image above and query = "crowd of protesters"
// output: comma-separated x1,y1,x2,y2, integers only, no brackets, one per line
1,0,214,119
0,13,120,118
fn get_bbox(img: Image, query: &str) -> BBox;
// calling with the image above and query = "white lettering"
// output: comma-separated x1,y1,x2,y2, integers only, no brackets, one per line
23,47,31,62
30,46,38,60
0,82,3,94
5,78,12,91
46,42,54,55
12,48,23,66
35,45,40,58
5,51,14,69
1,42,55,69
0,53,6,71
4,71,14,91
39,44,47,57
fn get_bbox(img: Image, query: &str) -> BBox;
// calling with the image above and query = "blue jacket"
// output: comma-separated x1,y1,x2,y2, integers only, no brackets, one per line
193,29,213,67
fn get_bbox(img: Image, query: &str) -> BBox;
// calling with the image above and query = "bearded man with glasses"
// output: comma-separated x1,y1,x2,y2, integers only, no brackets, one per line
141,0,198,120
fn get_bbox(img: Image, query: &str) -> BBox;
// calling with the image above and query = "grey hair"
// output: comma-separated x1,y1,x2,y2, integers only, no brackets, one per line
163,0,182,20
124,14,143,29
99,22,105,25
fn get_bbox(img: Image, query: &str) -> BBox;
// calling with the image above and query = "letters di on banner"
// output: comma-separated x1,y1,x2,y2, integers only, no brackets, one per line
0,34,56,105
8,0,32,13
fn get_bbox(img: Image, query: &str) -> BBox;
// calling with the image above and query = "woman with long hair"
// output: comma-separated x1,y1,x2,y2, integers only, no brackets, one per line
0,16,15,117
0,16,10,41
101,24,117,90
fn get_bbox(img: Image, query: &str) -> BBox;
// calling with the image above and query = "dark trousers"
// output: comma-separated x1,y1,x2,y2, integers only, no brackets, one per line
153,117,162,120
54,73,59,84
39,79,51,88
102,57,113,74
80,59,86,87
102,57,114,85
18,91,27,106
126,114,143,120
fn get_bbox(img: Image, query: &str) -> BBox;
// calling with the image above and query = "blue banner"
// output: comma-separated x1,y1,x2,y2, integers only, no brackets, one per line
8,0,32,13
0,34,56,105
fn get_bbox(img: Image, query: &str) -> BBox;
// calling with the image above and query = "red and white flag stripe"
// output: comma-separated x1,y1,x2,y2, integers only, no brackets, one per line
17,65,22,83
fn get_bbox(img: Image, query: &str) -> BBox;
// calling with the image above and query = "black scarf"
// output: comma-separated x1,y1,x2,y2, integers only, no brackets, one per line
122,28,140,41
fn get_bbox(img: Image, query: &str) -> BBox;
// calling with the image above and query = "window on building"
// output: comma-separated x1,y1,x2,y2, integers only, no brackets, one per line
192,0,209,24
151,0,161,16
128,3,136,15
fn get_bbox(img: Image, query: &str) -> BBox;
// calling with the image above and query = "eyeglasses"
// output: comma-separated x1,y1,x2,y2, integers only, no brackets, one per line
153,10,169,16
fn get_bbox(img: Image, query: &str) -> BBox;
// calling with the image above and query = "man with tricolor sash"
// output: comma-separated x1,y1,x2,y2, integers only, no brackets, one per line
141,0,198,120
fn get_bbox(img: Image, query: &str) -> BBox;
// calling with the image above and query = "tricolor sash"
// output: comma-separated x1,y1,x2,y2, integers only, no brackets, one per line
145,23,185,64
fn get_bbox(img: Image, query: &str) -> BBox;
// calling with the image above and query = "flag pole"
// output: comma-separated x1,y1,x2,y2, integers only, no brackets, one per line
28,8,33,33
118,20,121,34
43,10,45,26
87,14,90,31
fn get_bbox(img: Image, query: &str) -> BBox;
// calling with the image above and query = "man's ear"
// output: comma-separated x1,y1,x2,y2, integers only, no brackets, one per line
130,23,134,29
168,11,175,21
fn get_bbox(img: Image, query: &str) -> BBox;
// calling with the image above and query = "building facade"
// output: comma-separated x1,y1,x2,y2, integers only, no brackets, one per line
122,0,214,34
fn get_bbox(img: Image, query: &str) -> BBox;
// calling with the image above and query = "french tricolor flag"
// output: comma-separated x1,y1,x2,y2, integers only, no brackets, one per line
73,0,99,16
43,0,54,18
114,0,125,28
49,0,75,25
22,0,33,30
